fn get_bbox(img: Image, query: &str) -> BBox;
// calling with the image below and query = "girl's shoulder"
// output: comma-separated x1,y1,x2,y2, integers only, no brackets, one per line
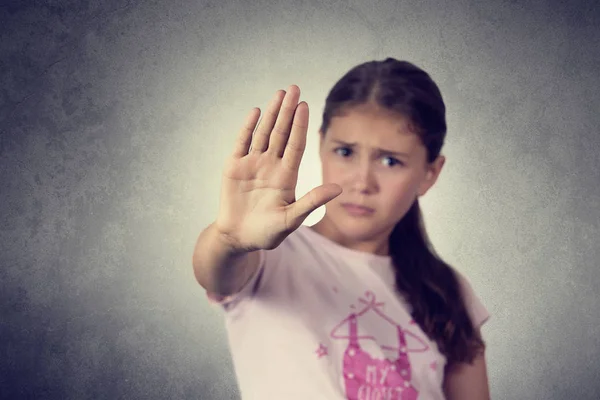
451,267,491,329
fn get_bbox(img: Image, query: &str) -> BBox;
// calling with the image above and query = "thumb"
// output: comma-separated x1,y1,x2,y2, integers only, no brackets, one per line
286,183,343,229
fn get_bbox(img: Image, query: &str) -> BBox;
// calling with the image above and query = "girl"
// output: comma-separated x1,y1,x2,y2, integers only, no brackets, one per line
193,58,491,399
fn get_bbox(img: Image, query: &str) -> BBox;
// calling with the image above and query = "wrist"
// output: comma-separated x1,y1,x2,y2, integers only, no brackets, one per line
211,222,248,256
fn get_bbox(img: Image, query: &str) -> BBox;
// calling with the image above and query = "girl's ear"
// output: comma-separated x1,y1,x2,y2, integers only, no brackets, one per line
417,155,445,197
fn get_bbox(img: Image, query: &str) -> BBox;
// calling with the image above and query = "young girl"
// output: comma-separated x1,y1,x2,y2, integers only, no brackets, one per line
193,58,491,400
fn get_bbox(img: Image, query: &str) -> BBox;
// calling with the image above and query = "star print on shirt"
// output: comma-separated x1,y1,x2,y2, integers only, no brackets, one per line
315,343,328,359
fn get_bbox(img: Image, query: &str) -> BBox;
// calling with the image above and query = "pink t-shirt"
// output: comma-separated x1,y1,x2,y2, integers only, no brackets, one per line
207,225,490,400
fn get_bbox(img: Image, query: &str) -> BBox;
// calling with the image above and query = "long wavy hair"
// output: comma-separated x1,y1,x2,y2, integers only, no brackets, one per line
318,58,485,366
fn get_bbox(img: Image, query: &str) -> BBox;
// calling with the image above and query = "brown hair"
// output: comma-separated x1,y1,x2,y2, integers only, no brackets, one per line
318,58,485,366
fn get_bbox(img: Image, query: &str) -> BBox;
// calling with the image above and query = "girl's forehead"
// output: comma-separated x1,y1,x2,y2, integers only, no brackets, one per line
326,110,421,148
331,107,417,134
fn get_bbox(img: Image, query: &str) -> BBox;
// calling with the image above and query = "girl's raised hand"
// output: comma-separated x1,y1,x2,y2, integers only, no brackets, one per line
214,85,342,252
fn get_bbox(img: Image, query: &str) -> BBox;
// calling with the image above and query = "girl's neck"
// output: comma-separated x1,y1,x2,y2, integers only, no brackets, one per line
308,217,391,257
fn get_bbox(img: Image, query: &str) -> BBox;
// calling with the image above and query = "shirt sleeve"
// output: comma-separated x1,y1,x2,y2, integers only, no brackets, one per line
453,268,491,329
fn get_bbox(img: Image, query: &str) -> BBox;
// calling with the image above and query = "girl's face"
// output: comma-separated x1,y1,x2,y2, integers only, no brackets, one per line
317,104,445,246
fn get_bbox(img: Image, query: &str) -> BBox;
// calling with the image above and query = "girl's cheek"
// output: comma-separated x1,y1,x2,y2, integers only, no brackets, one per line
381,176,413,196
325,162,349,177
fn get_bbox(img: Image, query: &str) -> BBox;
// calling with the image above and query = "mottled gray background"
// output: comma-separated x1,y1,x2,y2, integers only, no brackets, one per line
1,0,599,399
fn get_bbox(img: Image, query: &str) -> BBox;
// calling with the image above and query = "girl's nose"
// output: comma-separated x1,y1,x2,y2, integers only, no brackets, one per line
350,164,377,193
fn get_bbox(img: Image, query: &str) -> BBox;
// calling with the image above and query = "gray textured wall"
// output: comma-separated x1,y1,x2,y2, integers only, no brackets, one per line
1,0,599,399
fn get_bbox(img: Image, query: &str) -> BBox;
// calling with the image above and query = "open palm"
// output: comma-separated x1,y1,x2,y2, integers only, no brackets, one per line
215,85,342,252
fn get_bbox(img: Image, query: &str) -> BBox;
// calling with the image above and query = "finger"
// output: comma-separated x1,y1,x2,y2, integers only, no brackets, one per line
231,107,260,158
285,183,343,229
282,101,309,172
250,90,285,154
267,85,301,158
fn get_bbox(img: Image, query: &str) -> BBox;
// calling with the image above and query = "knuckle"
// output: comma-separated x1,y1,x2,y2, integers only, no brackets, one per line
272,125,288,137
287,139,304,152
266,107,279,119
281,157,297,171
282,103,296,113
292,119,307,130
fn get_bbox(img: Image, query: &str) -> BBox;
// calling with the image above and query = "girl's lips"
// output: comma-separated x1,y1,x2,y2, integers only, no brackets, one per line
341,203,375,215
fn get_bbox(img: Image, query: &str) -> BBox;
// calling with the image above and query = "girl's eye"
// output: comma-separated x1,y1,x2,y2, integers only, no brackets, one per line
334,147,403,167
382,156,403,167
334,147,352,157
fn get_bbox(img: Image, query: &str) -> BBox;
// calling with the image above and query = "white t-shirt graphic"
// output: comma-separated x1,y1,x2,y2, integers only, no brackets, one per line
207,225,490,400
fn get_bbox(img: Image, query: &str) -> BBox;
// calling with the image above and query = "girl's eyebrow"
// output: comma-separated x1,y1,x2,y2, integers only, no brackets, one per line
331,139,410,158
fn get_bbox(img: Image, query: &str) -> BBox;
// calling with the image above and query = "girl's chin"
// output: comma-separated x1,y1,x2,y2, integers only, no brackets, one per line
331,213,397,236
331,215,378,233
